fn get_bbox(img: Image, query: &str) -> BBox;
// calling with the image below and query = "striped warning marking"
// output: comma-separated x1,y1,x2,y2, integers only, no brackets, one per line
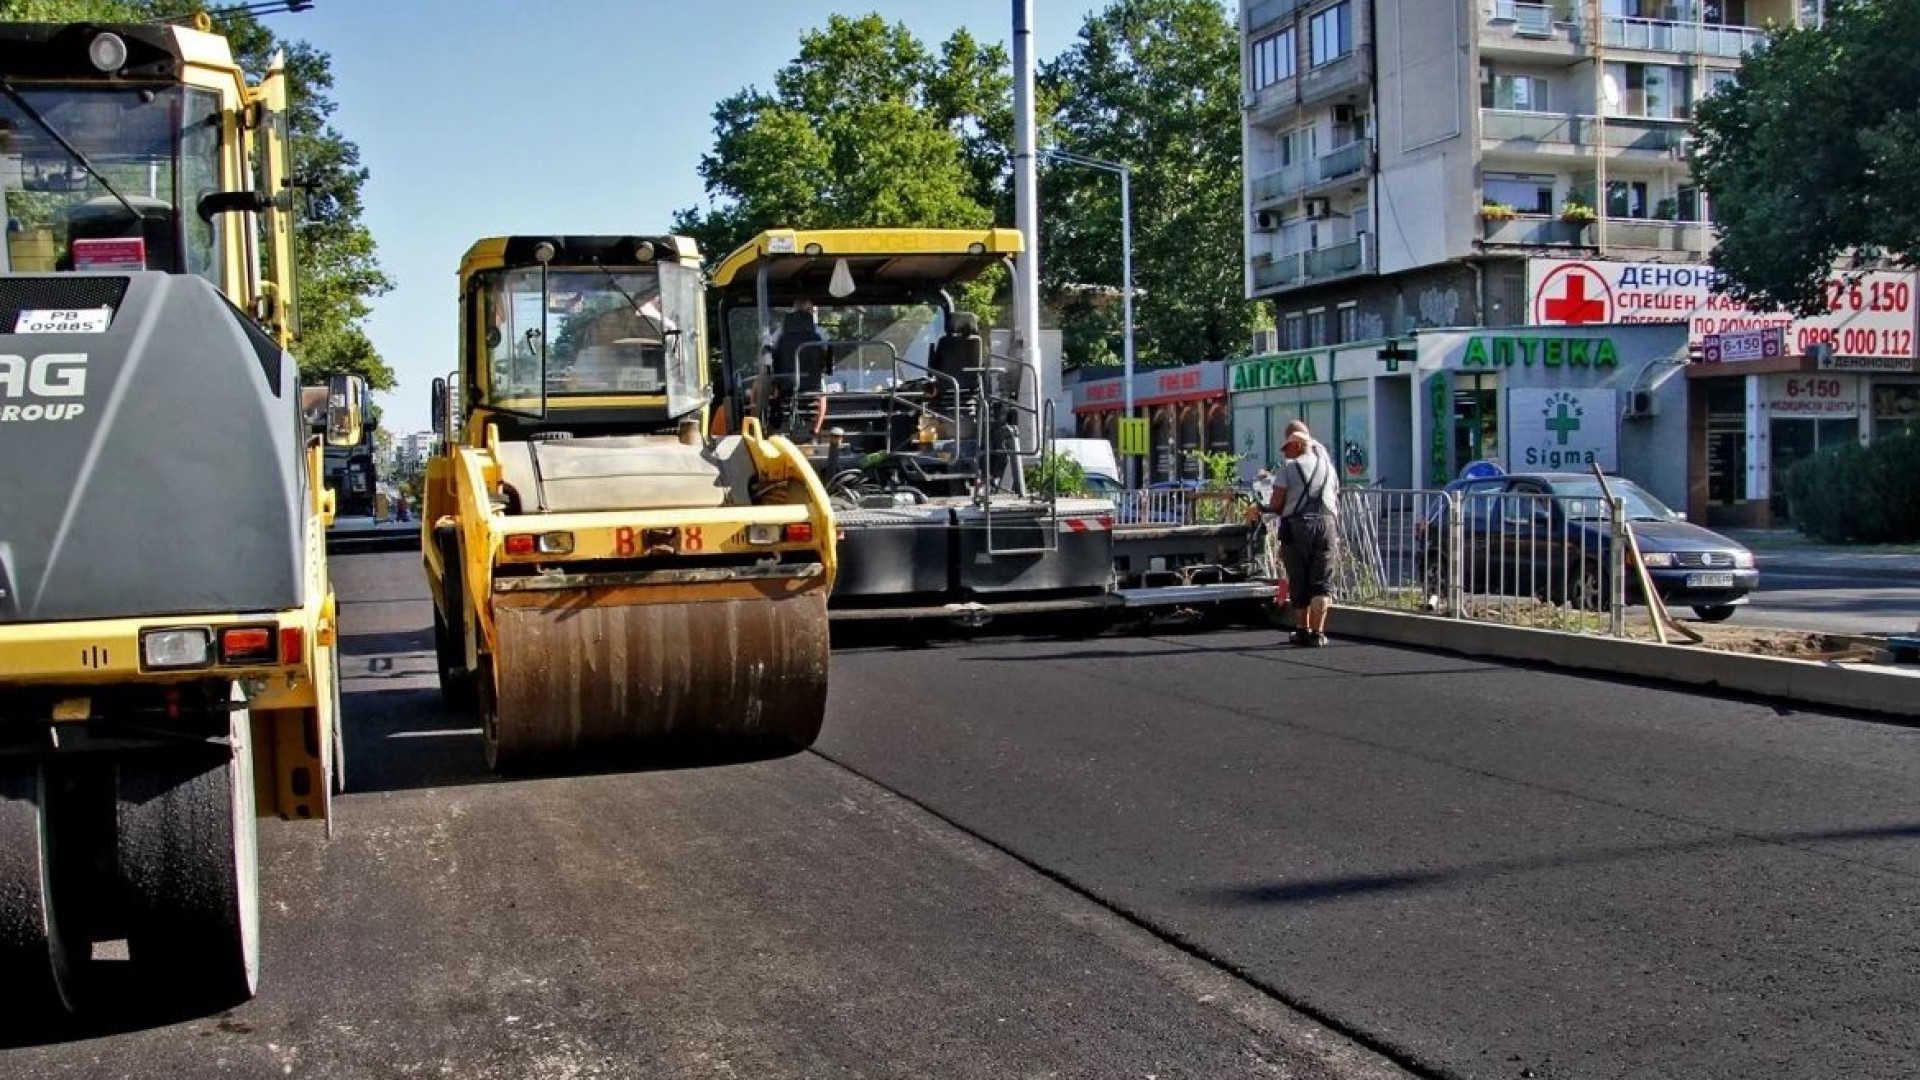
1061,515,1115,533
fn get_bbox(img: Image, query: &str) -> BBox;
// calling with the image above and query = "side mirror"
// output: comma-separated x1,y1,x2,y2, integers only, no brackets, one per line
325,373,366,447
430,376,448,436
196,189,274,221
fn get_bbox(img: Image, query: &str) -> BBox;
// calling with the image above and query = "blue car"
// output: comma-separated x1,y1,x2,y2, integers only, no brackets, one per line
1415,472,1758,621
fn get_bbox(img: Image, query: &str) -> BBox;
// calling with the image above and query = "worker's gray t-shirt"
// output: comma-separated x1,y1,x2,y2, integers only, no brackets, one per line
1280,451,1338,518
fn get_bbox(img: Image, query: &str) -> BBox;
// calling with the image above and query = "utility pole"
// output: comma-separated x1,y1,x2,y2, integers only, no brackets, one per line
1011,0,1045,450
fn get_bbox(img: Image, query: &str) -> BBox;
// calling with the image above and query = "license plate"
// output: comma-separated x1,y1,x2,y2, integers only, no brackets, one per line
1687,572,1735,588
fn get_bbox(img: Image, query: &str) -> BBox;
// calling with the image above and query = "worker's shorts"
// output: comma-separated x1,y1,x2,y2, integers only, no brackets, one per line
1279,514,1337,609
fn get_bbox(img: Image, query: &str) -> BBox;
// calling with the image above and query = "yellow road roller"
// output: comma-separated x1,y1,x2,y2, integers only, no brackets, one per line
0,19,355,1015
421,235,837,772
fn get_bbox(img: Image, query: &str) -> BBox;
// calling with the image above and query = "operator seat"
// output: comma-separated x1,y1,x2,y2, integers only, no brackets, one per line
771,309,827,392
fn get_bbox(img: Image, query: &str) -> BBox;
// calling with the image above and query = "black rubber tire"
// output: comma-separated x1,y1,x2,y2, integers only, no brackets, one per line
0,761,86,1017
1692,604,1738,623
434,607,478,715
116,693,260,1009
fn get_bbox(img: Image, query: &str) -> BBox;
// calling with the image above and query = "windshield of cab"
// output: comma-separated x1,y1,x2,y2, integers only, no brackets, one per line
480,263,701,415
726,301,946,392
0,85,223,287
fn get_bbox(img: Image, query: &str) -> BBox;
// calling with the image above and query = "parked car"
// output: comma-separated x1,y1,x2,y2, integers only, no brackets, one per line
1415,472,1758,621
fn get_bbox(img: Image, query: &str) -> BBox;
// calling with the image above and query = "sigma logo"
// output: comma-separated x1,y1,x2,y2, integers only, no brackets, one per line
0,353,88,423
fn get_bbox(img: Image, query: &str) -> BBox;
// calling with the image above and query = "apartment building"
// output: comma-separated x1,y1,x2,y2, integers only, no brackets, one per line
1241,0,1823,347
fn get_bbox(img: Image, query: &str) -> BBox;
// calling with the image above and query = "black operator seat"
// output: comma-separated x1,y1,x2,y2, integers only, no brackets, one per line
772,308,827,392
931,311,984,388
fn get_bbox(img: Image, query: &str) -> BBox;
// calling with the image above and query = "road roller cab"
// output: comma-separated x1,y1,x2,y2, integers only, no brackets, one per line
0,19,356,1017
423,235,838,772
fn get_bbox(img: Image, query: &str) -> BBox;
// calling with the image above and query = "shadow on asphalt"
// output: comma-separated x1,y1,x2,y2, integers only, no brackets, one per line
1195,822,1920,908
339,686,810,796
0,962,252,1050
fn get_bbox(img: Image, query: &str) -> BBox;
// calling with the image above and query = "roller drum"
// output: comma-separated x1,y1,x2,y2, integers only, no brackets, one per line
484,589,830,771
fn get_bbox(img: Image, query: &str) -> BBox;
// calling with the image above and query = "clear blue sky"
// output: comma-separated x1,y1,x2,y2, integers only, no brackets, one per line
288,0,1118,435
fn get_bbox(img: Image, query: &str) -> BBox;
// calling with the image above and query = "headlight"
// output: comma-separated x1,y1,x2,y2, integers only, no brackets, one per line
1732,550,1755,569
1640,551,1677,568
142,628,212,669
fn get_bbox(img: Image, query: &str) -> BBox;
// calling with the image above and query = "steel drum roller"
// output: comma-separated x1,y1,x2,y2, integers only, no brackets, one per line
483,585,829,770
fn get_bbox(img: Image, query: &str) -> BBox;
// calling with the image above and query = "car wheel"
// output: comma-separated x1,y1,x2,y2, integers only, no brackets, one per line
1692,604,1737,623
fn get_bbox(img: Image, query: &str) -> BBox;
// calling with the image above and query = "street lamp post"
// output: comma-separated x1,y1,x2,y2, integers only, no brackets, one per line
1041,146,1135,486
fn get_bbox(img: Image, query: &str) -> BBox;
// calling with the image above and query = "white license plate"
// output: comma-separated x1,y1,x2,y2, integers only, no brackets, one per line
1687,572,1735,588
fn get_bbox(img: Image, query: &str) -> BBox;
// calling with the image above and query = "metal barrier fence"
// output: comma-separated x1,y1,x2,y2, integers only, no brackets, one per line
1332,487,1629,636
1115,486,1255,528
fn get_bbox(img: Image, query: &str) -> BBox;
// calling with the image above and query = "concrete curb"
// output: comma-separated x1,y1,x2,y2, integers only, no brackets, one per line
1332,607,1920,720
1758,559,1920,583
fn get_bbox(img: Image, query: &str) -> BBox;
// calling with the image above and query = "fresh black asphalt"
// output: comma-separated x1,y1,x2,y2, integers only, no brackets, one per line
4,548,1915,1079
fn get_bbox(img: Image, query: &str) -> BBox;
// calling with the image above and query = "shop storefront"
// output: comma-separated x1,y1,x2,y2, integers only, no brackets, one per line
1068,361,1231,482
1686,354,1920,527
1227,325,1694,508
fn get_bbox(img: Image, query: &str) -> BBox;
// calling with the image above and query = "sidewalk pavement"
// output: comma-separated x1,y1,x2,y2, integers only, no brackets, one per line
1719,529,1920,583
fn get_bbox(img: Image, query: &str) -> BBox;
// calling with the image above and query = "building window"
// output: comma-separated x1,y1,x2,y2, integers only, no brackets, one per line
1484,173,1555,215
1283,312,1306,350
1704,69,1739,99
1674,184,1704,220
1607,180,1651,219
1604,63,1691,119
1309,2,1353,68
1277,125,1314,167
1251,29,1296,91
1306,308,1328,347
1874,383,1920,436
1336,303,1358,344
1481,72,1551,112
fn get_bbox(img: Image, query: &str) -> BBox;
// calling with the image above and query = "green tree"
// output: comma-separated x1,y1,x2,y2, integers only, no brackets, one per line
675,14,1006,266
1691,0,1920,315
1040,0,1250,369
0,0,395,387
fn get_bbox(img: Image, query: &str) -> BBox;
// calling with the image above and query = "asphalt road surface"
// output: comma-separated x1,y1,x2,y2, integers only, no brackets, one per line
1726,572,1920,636
5,549,1917,1080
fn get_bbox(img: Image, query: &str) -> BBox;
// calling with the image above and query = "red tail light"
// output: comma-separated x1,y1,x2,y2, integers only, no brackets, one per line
504,534,536,556
784,522,814,543
219,626,275,665
280,626,305,665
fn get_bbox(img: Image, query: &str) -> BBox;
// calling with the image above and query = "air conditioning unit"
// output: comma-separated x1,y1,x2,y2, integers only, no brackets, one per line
1670,135,1695,161
1624,389,1657,418
1304,197,1333,220
1253,210,1279,231
1241,89,1260,109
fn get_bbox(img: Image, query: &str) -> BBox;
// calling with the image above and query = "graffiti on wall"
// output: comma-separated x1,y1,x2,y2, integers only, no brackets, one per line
1416,285,1465,329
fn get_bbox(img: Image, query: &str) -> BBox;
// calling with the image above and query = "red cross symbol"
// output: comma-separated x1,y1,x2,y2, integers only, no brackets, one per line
1535,264,1613,326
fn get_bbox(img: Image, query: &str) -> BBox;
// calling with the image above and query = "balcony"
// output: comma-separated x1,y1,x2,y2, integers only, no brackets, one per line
1481,0,1583,60
1304,237,1371,280
1251,252,1304,291
1251,140,1370,209
1480,109,1692,159
1246,0,1302,36
1243,79,1296,127
1314,140,1369,185
1597,218,1712,259
1481,214,1591,248
1602,15,1770,58
1299,48,1371,107
1252,163,1306,207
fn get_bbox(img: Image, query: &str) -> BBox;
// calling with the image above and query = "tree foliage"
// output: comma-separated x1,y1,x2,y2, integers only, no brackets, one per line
1040,0,1249,368
674,14,1008,266
1691,0,1920,315
0,0,394,387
